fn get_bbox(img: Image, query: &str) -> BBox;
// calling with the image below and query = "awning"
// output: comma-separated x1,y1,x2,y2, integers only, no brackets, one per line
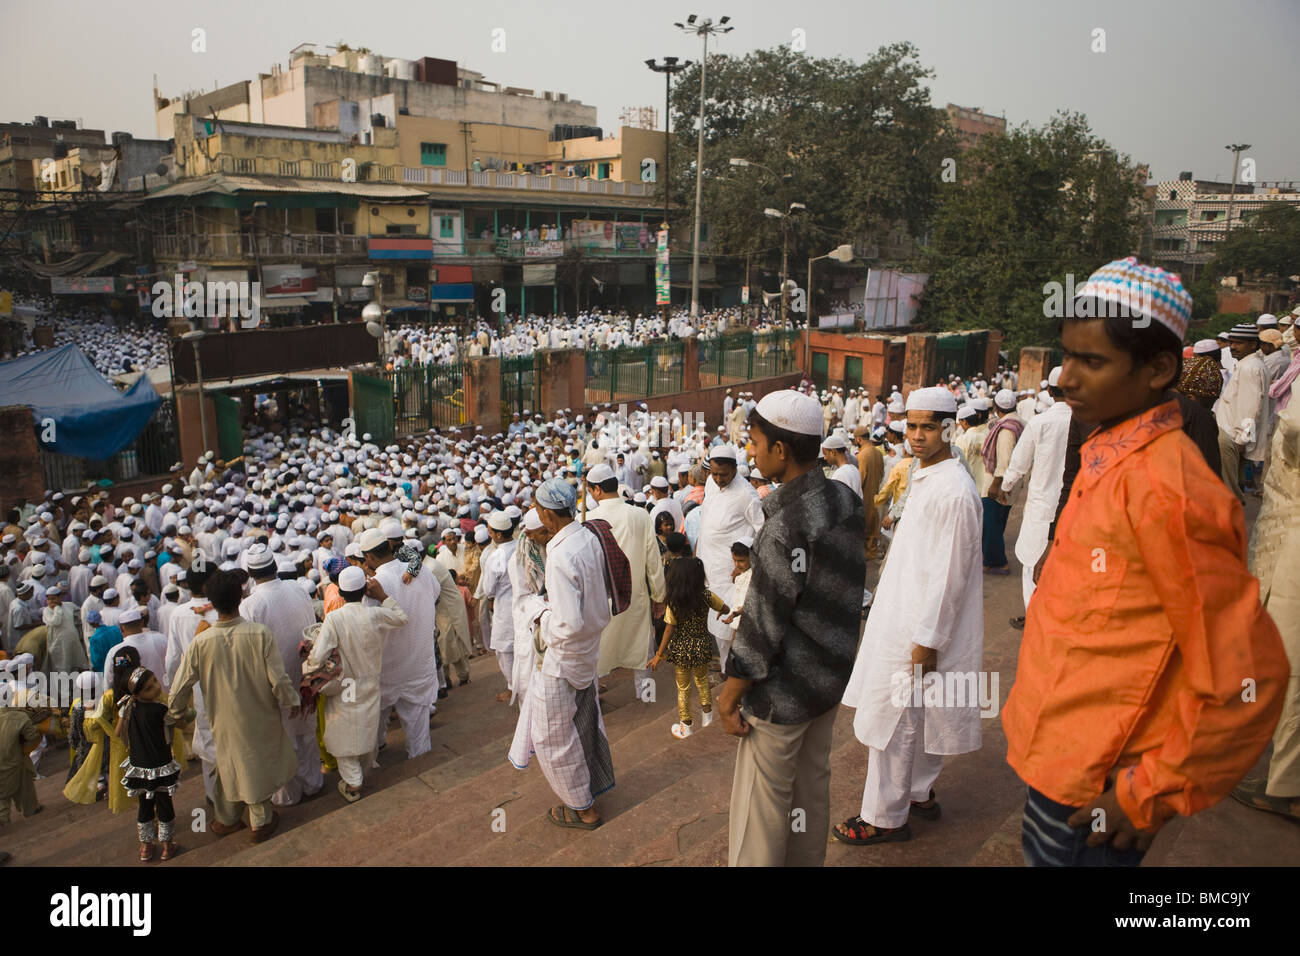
261,296,312,310
144,173,428,202
18,250,129,278
429,283,474,302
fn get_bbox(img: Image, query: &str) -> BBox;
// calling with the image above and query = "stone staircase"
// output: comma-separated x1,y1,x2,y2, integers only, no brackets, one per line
8,538,1300,866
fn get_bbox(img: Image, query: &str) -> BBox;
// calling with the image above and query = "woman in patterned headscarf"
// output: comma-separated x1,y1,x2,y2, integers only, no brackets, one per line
1176,343,1224,409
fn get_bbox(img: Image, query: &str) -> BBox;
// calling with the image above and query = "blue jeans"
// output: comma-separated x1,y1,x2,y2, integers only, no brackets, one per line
1021,786,1146,867
981,496,1011,568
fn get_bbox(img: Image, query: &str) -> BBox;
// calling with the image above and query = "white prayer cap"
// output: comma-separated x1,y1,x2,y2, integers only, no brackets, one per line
1257,313,1278,327
344,542,363,559
441,527,459,539
821,432,848,450
474,526,491,544
523,508,544,531
487,510,513,532
357,528,387,553
994,388,1018,410
245,543,275,570
971,398,991,412
709,443,740,462
887,398,905,414
587,463,615,484
906,387,958,415
118,604,143,624
339,566,367,593
29,564,46,578
1192,339,1219,355
1047,366,1063,387
957,405,976,421
754,390,823,437
90,574,108,587
888,420,906,434
650,476,669,490
379,518,403,540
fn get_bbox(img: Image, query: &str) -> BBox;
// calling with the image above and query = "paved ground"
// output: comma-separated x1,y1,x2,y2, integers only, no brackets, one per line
5,496,1298,867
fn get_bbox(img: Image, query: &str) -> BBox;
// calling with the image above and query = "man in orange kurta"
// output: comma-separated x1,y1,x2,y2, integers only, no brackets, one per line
1003,257,1288,866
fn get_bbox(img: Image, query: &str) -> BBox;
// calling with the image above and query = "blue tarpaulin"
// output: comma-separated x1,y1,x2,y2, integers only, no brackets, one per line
0,344,161,459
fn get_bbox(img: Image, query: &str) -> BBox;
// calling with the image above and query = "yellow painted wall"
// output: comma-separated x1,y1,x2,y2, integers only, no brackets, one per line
395,116,550,169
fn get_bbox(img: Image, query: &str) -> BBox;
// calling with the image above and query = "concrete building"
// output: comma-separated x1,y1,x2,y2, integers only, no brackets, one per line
1149,172,1300,267
944,104,1006,151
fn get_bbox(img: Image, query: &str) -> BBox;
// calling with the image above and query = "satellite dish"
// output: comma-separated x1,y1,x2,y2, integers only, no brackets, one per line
155,164,168,177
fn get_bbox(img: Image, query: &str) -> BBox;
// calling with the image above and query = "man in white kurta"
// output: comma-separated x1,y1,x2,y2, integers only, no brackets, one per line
1000,375,1072,612
361,529,439,759
102,604,167,693
1216,327,1271,500
306,566,408,797
696,446,764,673
840,388,983,843
506,511,548,707
508,479,615,826
479,512,519,701
584,465,665,689
165,573,218,801
239,545,322,806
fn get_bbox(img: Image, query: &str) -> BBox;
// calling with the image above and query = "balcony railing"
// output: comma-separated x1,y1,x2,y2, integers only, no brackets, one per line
153,232,369,259
210,153,652,196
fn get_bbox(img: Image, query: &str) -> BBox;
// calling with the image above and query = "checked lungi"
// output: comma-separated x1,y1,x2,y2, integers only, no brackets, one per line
508,672,614,811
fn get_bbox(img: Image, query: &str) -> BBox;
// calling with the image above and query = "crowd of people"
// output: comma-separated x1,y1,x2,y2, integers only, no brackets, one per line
0,256,1297,869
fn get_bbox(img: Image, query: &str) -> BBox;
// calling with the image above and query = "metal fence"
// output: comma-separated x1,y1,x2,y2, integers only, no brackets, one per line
501,355,538,419
387,363,467,435
698,330,800,388
39,397,180,492
584,339,685,406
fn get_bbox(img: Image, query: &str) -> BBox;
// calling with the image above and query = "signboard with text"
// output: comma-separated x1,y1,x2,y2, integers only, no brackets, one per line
655,229,670,305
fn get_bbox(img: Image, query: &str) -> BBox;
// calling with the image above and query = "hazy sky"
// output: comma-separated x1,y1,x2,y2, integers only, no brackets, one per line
2,0,1296,185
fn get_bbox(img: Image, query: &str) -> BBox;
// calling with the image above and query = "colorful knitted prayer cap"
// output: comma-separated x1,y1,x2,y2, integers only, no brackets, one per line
1073,256,1192,341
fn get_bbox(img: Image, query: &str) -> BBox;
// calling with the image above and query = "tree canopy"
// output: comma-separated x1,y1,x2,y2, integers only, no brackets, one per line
666,43,950,291
909,112,1145,355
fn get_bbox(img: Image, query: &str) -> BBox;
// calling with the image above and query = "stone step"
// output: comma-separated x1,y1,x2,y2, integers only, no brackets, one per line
220,669,667,866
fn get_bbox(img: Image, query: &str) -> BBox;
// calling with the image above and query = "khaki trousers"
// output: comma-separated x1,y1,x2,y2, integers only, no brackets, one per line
212,772,275,829
0,771,38,824
1218,430,1245,501
728,705,837,867
1268,676,1300,798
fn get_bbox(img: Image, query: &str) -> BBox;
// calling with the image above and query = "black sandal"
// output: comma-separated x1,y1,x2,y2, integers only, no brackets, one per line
910,790,941,821
831,816,912,845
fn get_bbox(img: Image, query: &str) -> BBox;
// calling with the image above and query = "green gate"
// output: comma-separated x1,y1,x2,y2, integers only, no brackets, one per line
212,392,244,461
388,364,466,434
811,351,829,391
844,356,863,391
935,332,989,382
353,372,394,445
502,355,538,418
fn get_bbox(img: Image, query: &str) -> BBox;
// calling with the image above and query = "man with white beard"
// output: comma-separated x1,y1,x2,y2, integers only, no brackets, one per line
695,445,764,673
239,543,323,806
837,387,983,847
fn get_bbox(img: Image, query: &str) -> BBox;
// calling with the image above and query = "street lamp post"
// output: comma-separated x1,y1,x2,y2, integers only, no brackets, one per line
675,15,733,318
646,56,692,326
805,243,854,373
1224,143,1251,240
181,328,209,457
363,271,385,368
764,203,806,328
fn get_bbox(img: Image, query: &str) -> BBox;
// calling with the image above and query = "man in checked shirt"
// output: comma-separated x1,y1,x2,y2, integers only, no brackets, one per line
719,389,864,867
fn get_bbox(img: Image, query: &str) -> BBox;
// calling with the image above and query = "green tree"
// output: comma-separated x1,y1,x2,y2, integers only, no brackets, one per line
667,43,949,298
1209,204,1300,297
911,112,1144,355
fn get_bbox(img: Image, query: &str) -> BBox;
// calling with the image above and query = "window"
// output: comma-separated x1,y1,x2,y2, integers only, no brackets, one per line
386,224,417,236
420,142,447,167
1167,190,1177,201
597,162,611,180
315,208,335,232
439,215,455,238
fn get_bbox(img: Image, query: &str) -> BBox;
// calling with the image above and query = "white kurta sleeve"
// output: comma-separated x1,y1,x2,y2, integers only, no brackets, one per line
1002,421,1037,493
909,494,981,652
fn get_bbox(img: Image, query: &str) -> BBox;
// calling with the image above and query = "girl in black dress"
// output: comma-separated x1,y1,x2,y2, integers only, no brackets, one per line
115,667,183,862
648,557,728,740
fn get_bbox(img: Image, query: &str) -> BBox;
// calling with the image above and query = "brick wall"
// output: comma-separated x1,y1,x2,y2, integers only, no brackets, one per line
0,406,46,511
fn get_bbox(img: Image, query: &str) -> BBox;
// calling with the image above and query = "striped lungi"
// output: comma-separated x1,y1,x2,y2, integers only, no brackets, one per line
507,672,614,811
